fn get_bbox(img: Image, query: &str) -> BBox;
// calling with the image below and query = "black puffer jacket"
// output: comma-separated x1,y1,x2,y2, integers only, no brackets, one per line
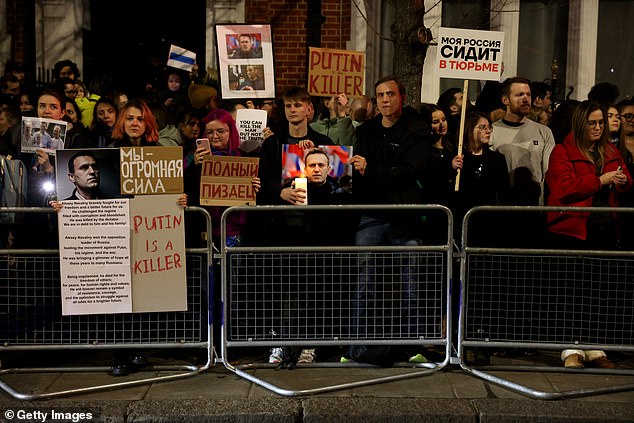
353,106,431,206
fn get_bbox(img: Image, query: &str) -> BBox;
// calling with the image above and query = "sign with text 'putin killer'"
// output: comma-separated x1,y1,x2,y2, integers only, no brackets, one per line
308,47,365,97
130,194,187,312
436,27,504,81
200,156,259,207
120,147,184,195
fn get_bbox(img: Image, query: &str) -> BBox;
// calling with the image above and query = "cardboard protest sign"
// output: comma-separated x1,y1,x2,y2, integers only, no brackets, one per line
21,117,67,154
120,147,183,195
167,44,196,71
200,156,259,206
308,47,365,97
436,27,504,81
236,108,267,153
57,199,132,316
129,194,187,312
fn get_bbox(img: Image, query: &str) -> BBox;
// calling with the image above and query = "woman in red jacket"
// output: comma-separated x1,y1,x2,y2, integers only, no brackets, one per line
546,101,631,246
545,100,632,370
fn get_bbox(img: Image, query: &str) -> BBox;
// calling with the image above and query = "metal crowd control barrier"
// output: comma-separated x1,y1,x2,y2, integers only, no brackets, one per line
458,205,634,399
219,204,453,396
0,206,214,400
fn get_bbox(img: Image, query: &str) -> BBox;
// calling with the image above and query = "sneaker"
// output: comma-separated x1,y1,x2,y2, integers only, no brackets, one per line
268,347,283,364
130,354,148,368
110,362,130,376
564,354,584,369
408,353,428,363
340,355,353,363
298,348,316,363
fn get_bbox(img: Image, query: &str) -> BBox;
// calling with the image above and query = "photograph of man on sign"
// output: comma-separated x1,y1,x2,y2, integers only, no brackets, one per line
55,148,126,200
227,33,263,59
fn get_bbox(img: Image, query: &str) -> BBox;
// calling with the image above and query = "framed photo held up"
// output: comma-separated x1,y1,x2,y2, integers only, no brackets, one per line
215,24,275,100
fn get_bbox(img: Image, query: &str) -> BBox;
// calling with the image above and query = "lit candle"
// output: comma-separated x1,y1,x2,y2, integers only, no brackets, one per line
294,177,308,205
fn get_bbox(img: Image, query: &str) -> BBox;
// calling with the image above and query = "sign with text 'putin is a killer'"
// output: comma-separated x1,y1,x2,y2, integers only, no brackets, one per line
308,47,365,97
200,156,259,207
436,27,504,81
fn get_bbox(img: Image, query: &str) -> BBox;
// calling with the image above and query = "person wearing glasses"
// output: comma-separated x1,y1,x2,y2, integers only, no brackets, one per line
451,111,511,242
545,101,631,369
185,107,260,247
617,100,634,165
617,99,634,249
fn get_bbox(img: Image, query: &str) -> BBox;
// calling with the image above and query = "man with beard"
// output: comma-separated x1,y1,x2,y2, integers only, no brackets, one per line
490,76,555,206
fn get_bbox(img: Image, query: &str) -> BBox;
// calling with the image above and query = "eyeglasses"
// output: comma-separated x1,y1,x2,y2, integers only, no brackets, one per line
207,128,228,136
622,113,634,122
586,119,605,127
477,125,493,132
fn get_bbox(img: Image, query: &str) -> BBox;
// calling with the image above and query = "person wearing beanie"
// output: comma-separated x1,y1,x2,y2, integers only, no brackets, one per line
188,84,219,112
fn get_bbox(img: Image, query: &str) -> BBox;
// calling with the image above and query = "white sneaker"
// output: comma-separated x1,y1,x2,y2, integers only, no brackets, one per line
269,347,283,364
298,348,316,363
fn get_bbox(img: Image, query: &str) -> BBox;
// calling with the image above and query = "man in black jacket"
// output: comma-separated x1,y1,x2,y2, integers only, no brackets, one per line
347,75,432,360
255,87,333,365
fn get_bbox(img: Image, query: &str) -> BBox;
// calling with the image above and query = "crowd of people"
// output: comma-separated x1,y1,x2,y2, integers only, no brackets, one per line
1,57,633,371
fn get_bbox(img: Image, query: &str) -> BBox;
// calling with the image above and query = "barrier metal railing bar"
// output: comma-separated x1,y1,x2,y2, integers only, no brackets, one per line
458,205,634,400
4,204,633,400
219,204,453,396
0,206,214,400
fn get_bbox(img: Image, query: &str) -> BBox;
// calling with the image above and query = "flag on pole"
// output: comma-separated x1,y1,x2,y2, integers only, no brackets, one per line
167,45,196,71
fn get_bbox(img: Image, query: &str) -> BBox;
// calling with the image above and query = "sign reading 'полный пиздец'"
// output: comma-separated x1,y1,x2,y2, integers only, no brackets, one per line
200,156,260,206
120,147,184,195
436,27,504,82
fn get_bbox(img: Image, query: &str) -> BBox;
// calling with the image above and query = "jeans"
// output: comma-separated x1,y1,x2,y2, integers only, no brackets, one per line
352,215,421,338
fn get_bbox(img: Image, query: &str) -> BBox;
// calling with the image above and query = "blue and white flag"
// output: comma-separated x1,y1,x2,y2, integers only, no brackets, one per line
167,45,196,71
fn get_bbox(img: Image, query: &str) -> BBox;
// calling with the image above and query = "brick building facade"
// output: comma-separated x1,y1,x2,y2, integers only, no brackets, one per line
245,0,352,93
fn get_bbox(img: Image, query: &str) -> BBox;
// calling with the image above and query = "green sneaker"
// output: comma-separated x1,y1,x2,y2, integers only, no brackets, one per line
340,356,353,363
408,353,428,363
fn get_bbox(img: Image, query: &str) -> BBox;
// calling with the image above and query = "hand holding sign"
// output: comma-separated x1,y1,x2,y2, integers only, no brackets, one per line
436,27,504,191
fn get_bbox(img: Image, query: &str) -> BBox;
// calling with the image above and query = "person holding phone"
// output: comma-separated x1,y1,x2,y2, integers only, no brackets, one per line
183,108,260,247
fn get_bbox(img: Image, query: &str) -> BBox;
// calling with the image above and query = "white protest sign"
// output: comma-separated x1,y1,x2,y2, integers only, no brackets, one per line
58,199,132,316
236,108,267,153
436,27,504,81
